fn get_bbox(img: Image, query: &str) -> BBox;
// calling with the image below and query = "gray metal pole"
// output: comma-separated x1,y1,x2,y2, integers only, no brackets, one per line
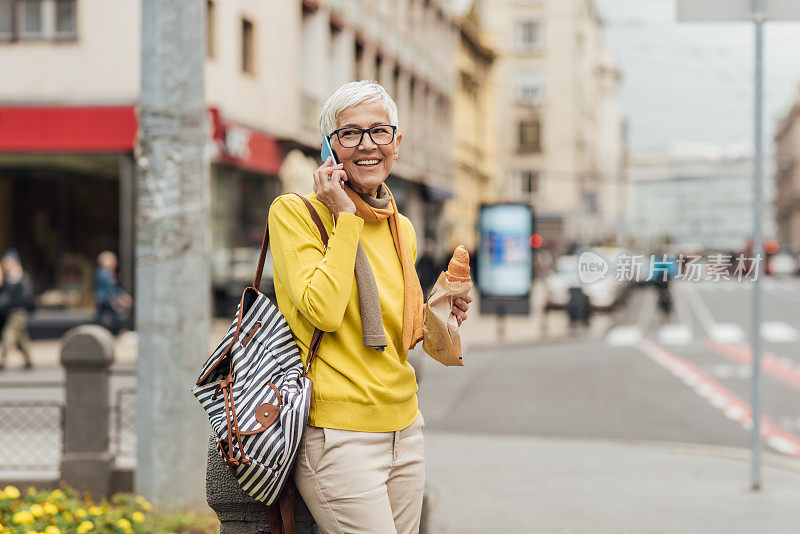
136,0,210,510
750,0,765,492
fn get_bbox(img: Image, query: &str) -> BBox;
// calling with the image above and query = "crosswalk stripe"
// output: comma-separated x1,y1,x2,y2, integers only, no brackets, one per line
605,325,642,347
657,324,693,346
761,321,800,343
709,323,745,343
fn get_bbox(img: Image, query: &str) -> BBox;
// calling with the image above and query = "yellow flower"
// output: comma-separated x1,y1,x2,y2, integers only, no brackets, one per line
131,511,145,523
76,521,94,534
117,519,131,529
62,511,74,522
50,489,65,500
135,495,153,511
75,509,87,518
12,510,35,524
43,502,58,515
87,506,102,516
45,527,60,534
30,504,44,517
0,490,6,500
27,487,36,496
4,486,20,499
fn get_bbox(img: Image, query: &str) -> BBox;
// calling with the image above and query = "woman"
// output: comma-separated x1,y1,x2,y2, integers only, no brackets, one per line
269,80,471,533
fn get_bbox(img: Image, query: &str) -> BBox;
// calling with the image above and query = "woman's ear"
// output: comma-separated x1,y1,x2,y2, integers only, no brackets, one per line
393,132,402,159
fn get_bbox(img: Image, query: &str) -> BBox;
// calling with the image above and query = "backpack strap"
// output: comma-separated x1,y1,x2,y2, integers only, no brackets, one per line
253,193,329,379
253,193,329,290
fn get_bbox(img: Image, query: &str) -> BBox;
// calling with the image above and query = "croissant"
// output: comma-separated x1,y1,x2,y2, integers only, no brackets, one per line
446,245,471,283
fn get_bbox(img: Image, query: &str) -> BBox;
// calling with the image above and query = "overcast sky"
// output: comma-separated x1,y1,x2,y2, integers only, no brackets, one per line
594,0,800,155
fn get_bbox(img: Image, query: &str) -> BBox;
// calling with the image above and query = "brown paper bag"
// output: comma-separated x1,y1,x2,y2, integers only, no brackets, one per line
422,272,472,366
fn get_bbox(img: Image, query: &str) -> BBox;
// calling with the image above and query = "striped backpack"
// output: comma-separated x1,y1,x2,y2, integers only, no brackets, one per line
193,194,327,533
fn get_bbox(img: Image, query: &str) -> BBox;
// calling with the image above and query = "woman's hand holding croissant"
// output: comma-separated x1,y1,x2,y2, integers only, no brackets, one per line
451,294,473,326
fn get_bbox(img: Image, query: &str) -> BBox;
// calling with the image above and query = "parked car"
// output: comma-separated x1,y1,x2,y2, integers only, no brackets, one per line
767,252,798,276
584,247,633,311
544,248,631,311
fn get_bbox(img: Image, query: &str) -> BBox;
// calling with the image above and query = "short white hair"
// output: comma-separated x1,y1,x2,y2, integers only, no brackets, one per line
319,80,399,136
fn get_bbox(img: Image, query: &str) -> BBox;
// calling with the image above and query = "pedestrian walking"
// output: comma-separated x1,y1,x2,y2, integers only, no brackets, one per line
655,277,674,321
93,251,132,335
269,80,471,534
0,249,35,369
567,285,591,332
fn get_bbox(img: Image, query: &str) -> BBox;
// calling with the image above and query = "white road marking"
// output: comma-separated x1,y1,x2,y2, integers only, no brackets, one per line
768,436,800,456
703,363,750,379
680,283,717,335
761,321,800,343
605,325,643,347
657,324,692,346
709,323,746,343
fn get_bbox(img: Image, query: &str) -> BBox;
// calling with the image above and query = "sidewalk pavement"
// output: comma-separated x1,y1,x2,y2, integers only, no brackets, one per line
424,431,800,534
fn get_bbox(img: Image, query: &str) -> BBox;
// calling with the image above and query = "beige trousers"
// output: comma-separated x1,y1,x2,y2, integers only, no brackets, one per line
0,310,31,366
293,414,425,534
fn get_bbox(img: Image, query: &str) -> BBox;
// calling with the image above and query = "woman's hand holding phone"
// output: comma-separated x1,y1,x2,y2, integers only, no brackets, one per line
314,157,356,218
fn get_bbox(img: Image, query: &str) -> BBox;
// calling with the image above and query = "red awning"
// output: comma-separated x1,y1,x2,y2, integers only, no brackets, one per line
0,105,285,176
207,107,284,175
0,105,137,152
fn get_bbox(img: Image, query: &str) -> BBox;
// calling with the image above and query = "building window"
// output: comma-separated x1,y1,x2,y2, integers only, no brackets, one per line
0,0,75,41
522,171,540,195
21,0,42,36
354,40,364,79
518,119,541,152
206,0,215,58
55,0,74,36
515,70,544,106
0,0,12,39
582,191,598,214
512,170,540,196
516,20,543,52
241,18,254,73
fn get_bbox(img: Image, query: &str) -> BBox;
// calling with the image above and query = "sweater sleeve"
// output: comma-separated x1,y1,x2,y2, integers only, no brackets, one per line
269,195,364,332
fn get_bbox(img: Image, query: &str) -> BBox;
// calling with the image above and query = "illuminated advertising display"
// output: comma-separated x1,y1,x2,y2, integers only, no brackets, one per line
477,204,533,298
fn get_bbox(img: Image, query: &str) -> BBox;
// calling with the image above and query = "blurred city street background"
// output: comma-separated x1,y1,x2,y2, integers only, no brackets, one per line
4,0,800,532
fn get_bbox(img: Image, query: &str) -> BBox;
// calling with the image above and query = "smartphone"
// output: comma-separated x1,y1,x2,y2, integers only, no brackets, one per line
321,135,337,165
321,135,344,187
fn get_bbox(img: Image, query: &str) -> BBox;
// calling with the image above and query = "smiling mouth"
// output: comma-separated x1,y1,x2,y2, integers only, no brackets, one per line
354,158,382,167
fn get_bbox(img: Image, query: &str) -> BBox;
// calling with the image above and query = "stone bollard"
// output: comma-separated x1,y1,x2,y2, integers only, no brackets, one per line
205,436,318,533
60,325,116,497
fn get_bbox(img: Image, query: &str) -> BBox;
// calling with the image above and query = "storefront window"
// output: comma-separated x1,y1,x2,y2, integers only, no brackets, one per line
210,165,281,313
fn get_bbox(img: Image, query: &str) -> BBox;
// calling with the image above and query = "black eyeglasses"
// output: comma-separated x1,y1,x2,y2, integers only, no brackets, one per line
329,124,397,148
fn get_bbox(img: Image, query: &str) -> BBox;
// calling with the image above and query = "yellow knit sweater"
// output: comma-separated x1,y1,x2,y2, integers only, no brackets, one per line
268,193,420,432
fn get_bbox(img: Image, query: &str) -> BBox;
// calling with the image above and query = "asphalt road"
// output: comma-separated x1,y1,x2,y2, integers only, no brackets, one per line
419,276,800,459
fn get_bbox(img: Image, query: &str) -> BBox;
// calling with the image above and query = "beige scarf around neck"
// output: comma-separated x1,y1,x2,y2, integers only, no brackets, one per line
343,183,425,352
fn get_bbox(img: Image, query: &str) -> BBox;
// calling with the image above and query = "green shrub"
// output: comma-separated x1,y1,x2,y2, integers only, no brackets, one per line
0,485,218,534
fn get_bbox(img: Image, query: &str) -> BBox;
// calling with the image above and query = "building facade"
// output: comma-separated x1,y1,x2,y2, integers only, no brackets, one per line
447,1,497,256
479,0,626,249
629,152,769,252
775,86,800,253
0,0,458,310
